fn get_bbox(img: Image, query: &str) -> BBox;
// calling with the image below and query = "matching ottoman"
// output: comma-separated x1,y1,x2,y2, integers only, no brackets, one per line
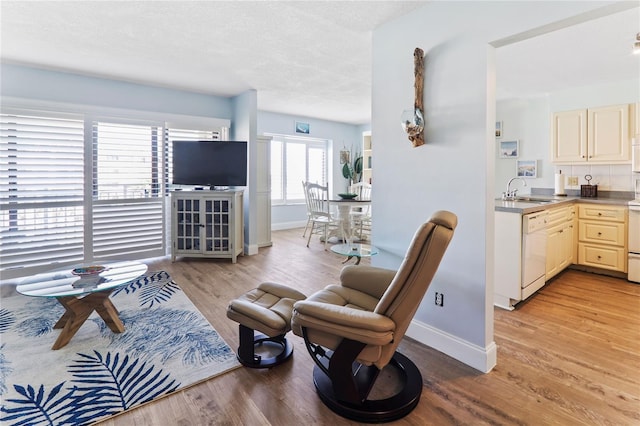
227,282,306,368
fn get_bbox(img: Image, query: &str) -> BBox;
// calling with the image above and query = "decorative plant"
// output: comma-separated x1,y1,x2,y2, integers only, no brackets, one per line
340,146,363,192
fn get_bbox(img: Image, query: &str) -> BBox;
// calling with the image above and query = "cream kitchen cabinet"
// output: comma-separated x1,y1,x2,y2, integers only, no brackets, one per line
551,104,630,164
545,205,576,280
577,204,627,272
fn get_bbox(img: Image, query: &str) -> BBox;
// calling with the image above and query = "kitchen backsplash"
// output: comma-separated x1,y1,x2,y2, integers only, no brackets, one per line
555,164,634,192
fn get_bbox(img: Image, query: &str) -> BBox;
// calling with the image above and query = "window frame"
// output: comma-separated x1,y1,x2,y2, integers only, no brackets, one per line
267,134,329,206
0,104,229,280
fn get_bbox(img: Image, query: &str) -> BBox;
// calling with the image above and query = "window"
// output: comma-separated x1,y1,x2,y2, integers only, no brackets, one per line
164,128,221,187
269,135,328,204
0,112,85,273
91,121,166,259
0,108,224,279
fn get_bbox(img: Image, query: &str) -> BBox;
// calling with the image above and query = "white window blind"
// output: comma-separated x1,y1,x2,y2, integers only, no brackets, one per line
91,122,165,259
270,135,327,204
164,128,220,188
0,112,85,273
0,109,225,278
163,127,220,250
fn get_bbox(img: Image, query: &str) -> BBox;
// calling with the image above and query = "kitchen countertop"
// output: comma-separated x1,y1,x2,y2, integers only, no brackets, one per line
495,190,635,215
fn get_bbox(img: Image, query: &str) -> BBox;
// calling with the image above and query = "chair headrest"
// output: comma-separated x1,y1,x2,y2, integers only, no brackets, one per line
374,210,457,319
428,210,457,230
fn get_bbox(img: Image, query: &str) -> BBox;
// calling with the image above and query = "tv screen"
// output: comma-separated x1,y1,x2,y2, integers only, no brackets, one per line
172,141,247,187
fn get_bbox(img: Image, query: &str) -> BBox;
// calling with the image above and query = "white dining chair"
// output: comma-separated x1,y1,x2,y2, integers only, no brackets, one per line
303,181,340,249
349,182,372,241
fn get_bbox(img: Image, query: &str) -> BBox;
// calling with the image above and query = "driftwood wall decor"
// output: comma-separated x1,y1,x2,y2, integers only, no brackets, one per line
402,47,425,147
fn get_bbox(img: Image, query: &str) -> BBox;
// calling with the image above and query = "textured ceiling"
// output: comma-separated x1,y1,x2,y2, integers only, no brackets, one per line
496,6,640,100
0,1,427,124
1,2,638,125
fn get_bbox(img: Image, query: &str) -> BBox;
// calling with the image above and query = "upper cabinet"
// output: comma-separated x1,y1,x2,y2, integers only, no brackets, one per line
551,103,631,164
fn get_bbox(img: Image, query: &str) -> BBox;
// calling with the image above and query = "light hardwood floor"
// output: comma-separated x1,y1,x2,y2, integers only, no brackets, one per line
102,228,640,425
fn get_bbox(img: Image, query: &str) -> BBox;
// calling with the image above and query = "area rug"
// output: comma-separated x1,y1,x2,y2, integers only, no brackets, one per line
0,270,240,425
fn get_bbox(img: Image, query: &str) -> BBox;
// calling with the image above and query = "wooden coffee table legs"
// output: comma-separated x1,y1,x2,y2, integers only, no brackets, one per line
52,289,124,350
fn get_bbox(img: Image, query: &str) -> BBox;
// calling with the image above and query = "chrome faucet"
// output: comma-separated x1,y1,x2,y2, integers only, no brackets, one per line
502,177,527,200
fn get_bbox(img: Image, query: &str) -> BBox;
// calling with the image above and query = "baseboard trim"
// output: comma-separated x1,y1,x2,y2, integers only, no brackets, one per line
272,221,307,231
406,319,497,373
244,244,259,256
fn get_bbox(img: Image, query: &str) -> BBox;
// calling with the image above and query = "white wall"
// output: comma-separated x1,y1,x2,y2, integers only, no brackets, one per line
495,78,639,197
495,97,550,197
372,1,615,372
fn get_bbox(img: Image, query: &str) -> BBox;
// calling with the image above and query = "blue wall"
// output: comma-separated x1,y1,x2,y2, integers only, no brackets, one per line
1,64,370,232
257,110,364,229
1,63,232,118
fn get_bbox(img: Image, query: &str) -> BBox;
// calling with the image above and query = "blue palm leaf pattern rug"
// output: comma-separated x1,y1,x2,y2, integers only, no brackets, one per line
0,271,240,425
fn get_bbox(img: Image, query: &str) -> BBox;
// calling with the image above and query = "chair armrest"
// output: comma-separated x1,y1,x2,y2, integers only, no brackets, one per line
292,300,395,346
339,265,396,300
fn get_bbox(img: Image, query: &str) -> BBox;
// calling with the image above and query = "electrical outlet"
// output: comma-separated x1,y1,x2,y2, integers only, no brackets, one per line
568,176,578,186
435,292,444,307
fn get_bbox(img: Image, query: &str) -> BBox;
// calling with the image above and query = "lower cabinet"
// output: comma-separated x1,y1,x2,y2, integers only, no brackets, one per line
545,205,576,280
577,204,628,272
171,190,244,263
495,201,629,309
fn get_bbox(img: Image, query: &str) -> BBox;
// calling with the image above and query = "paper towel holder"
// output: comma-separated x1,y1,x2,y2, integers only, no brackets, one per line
554,170,568,196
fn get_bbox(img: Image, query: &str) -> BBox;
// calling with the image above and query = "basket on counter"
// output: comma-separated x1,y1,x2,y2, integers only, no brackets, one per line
580,174,598,198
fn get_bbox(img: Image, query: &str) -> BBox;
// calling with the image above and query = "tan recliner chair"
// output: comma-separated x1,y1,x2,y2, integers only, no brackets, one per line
291,210,457,422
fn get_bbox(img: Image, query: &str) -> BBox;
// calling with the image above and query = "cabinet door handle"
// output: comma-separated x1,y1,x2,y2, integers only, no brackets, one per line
597,232,602,236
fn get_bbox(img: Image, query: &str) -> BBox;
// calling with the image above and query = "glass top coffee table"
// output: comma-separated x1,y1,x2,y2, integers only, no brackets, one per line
330,243,379,265
16,261,148,350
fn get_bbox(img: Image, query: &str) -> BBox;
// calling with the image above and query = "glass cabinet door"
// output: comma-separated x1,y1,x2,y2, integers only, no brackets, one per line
205,199,230,253
175,198,201,251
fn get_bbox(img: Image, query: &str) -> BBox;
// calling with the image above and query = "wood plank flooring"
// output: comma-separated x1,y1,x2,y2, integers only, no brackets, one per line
101,228,640,425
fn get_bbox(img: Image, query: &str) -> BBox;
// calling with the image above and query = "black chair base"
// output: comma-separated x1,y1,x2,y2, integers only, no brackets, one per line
312,351,422,423
236,324,293,368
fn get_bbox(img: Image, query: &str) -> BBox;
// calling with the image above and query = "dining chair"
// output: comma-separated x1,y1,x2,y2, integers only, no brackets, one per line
303,181,339,250
349,182,372,241
302,180,313,238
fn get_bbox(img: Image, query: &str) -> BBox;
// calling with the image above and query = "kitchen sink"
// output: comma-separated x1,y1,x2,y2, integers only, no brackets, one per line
514,197,554,203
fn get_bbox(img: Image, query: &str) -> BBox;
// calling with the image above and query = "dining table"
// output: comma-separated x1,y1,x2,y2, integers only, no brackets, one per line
330,198,371,242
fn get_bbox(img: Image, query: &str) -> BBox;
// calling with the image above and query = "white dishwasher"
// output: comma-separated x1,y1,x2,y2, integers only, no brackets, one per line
521,211,548,299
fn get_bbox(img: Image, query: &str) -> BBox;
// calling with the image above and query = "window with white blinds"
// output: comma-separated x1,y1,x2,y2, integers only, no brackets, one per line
163,128,220,250
0,109,224,279
164,128,220,187
91,122,166,259
270,135,327,204
0,112,85,273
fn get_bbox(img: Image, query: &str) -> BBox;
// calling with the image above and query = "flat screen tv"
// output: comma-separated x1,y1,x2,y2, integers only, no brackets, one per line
172,141,247,188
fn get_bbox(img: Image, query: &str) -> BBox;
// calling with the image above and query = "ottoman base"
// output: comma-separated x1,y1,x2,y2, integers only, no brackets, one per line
237,324,293,368
227,282,306,369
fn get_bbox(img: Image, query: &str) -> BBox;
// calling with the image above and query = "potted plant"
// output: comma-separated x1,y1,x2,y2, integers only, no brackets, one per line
339,147,363,198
